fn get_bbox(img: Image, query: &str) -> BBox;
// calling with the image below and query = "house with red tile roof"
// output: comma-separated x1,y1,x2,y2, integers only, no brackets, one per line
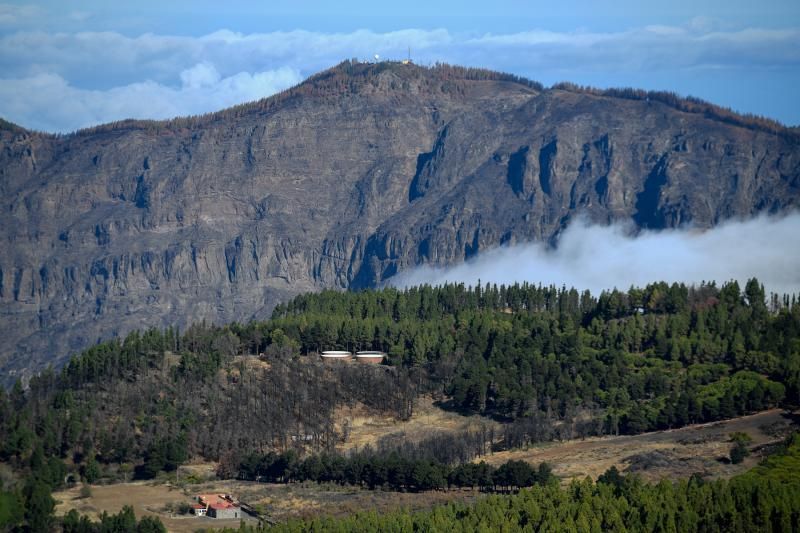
196,493,243,519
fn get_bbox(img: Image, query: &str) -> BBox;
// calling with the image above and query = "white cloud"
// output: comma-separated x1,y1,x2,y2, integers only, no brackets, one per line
390,214,800,297
0,22,798,132
180,62,221,89
0,67,302,132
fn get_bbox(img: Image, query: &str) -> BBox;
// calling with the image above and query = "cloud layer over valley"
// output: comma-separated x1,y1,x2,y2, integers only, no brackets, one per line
390,214,800,297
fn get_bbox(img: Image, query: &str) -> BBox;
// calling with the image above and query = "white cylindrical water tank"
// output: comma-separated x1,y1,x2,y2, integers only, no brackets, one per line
320,350,352,361
355,351,386,364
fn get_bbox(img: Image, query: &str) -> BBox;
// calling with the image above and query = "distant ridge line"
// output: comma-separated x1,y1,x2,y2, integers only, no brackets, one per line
1,60,796,142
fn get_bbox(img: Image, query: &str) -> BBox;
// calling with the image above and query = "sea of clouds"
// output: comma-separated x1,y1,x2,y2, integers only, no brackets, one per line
390,214,800,297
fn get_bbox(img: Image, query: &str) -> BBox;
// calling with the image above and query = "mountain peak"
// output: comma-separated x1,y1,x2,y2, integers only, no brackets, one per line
11,60,794,142
67,60,544,137
320,59,545,89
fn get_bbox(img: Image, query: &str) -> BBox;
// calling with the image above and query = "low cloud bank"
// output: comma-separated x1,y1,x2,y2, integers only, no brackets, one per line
390,214,800,296
0,65,302,133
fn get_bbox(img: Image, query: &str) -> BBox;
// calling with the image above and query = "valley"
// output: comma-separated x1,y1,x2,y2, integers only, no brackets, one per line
50,408,798,529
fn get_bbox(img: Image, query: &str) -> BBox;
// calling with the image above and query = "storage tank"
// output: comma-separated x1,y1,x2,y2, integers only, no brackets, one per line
320,350,352,361
355,351,386,364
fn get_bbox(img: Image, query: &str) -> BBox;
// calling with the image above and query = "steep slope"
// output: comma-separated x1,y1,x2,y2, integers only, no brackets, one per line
1,61,799,382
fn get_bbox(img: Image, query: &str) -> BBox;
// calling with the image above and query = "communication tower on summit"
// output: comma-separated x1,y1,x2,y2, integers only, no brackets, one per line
402,46,413,65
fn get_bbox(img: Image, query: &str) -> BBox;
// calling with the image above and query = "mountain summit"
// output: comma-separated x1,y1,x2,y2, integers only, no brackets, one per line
1,60,799,381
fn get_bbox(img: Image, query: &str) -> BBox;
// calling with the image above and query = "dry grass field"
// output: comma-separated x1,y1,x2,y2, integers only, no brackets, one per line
191,479,481,522
335,396,499,451
53,478,481,531
53,480,257,533
484,409,798,482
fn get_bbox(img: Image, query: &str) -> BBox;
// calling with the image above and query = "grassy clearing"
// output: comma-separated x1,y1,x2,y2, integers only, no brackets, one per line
53,480,256,533
54,478,481,529
336,395,499,452
483,409,798,482
193,480,482,522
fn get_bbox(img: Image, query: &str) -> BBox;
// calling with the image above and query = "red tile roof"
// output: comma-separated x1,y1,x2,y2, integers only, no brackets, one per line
198,493,239,509
209,501,237,509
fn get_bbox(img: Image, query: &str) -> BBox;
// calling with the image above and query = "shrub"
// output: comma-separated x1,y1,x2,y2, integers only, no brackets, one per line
731,441,751,464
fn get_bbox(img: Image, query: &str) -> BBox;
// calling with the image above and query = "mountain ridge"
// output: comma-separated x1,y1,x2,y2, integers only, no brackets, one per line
1,60,799,383
3,60,797,140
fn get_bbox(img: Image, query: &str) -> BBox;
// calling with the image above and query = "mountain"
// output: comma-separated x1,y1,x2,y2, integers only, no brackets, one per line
1,60,799,382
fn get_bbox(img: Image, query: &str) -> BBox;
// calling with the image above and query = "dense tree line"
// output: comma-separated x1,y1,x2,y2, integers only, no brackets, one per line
60,506,165,533
229,449,554,493
267,279,799,429
552,82,796,140
0,484,165,532
371,424,496,465
0,437,67,530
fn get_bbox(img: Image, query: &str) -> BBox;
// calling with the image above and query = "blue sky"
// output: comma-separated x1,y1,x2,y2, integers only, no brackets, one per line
1,0,799,132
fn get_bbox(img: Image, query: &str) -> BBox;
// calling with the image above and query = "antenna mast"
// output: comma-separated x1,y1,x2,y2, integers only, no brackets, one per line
403,46,413,65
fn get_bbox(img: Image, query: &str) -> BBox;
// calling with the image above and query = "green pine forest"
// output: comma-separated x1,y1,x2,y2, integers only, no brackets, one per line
1,278,800,530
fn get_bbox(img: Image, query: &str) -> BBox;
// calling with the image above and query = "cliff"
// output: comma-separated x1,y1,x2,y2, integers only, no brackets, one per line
2,61,798,382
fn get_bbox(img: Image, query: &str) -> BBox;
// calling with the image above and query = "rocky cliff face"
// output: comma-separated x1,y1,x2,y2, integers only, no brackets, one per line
2,61,799,382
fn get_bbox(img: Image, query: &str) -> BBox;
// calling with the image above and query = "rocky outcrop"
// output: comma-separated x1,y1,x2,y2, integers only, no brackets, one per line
1,61,799,382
